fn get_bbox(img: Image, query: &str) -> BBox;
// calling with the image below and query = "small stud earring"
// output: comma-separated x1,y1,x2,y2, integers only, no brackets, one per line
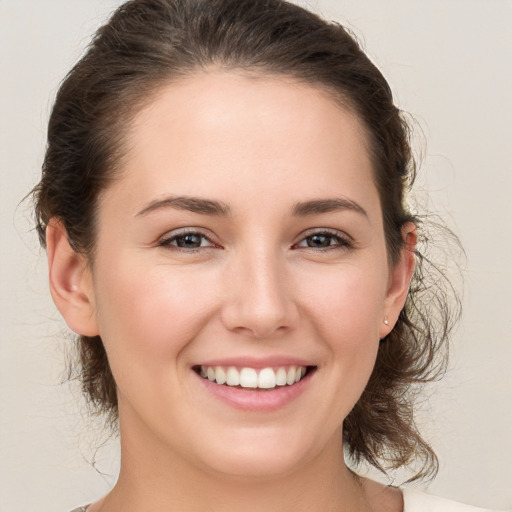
383,316,389,325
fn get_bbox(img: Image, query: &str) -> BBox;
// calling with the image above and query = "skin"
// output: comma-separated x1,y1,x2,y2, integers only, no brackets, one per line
47,71,415,511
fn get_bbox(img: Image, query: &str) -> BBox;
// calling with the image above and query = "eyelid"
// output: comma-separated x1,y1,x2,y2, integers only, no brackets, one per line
155,226,352,251
292,228,354,250
157,227,220,250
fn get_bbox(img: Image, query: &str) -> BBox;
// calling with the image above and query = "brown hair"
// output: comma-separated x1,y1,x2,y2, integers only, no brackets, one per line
33,0,459,480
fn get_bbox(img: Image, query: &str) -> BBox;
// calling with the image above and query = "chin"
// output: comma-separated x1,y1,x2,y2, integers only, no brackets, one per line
194,428,320,480
205,453,304,481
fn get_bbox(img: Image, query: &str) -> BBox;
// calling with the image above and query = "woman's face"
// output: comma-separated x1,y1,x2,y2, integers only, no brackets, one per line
72,72,411,478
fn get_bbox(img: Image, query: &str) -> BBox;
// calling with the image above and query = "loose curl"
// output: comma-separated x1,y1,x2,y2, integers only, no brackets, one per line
33,0,460,481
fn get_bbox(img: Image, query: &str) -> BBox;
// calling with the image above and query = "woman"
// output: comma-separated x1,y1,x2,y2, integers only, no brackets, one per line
32,0,494,510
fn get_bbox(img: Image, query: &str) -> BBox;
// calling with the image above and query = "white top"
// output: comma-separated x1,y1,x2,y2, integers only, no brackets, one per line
402,488,497,511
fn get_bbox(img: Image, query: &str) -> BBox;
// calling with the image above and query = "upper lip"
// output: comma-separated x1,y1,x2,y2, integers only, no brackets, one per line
194,356,314,369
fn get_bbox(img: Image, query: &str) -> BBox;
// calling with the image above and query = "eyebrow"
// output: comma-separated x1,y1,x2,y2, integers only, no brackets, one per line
136,196,231,217
136,195,367,219
292,197,368,218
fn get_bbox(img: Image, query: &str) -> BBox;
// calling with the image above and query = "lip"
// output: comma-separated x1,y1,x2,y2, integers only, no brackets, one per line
193,358,316,412
195,356,312,369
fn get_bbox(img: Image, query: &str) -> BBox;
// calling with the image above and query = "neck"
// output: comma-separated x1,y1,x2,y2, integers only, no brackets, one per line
98,417,370,512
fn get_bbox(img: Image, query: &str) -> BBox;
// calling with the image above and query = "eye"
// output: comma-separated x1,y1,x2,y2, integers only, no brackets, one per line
294,230,352,251
159,230,216,251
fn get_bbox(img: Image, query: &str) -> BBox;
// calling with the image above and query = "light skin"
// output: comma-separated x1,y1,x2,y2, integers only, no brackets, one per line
47,71,415,511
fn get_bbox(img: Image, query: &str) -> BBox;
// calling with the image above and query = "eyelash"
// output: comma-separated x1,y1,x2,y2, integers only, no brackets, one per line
293,229,353,252
158,228,353,253
158,230,217,252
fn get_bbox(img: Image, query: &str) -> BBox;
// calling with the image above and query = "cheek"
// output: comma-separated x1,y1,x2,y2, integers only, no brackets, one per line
301,259,387,336
299,260,387,384
92,253,220,369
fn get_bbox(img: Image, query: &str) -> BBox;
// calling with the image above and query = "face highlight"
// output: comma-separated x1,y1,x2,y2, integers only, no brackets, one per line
77,72,409,479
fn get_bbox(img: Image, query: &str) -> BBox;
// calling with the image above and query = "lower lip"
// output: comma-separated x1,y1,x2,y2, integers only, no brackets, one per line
195,370,314,412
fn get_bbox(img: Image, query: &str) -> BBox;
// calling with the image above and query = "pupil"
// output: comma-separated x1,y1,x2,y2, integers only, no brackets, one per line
178,234,201,248
309,234,330,247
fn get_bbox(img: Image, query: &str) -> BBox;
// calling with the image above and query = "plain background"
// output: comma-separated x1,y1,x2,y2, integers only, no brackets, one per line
1,1,511,510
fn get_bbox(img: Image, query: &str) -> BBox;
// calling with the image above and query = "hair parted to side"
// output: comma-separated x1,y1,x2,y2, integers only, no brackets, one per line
33,0,460,481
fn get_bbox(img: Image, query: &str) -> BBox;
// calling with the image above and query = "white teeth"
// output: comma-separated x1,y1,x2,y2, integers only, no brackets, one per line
215,366,226,385
226,367,240,386
199,365,308,389
275,367,287,386
258,368,276,389
286,367,296,385
239,368,258,388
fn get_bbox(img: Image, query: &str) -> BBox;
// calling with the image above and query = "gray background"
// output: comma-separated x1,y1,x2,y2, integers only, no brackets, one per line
1,0,511,510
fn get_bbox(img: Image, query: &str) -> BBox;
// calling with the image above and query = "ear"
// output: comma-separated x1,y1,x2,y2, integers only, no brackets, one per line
379,222,417,338
46,218,99,336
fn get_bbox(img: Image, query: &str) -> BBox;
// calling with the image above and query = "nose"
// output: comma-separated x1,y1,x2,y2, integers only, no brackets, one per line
220,248,300,338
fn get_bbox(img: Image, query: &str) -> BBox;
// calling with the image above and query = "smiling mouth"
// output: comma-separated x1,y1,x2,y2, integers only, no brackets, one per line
194,365,315,390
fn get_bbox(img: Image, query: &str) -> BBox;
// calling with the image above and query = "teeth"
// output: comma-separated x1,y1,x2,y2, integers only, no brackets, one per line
199,365,308,389
275,367,287,386
258,368,276,389
226,367,240,386
286,367,296,385
215,366,226,385
239,368,258,388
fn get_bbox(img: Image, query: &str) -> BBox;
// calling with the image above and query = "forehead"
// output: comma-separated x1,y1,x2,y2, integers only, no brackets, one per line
103,71,379,218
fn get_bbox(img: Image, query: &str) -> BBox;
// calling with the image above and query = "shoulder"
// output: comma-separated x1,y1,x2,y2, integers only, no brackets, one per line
402,488,498,512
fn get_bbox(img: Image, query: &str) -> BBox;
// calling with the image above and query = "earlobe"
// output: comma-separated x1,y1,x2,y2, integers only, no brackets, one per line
380,223,417,338
46,218,99,337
